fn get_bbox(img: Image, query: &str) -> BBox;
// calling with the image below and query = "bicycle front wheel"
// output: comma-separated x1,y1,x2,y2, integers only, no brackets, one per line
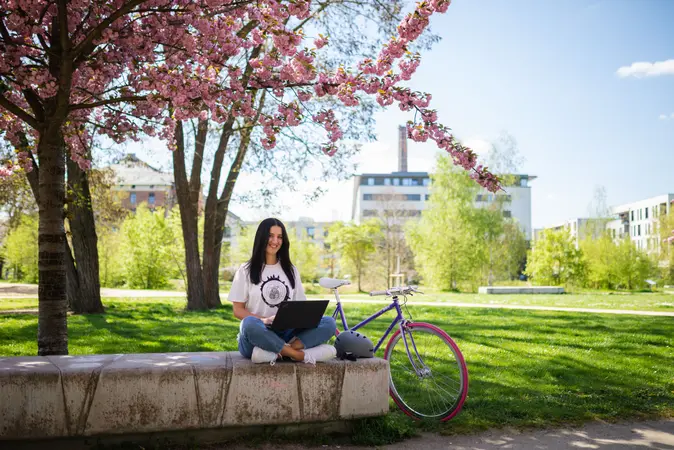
384,322,468,421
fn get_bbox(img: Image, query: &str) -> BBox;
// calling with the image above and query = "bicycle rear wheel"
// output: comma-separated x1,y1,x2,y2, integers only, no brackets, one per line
384,322,468,421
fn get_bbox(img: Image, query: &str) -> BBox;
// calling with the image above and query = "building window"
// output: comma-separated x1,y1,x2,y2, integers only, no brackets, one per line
422,178,430,186
224,226,231,238
504,194,513,202
384,178,391,186
520,178,528,187
475,194,483,202
130,193,136,204
631,211,634,221
362,210,377,217
425,194,431,201
306,227,315,239
503,210,512,218
393,178,400,186
645,207,648,219
406,194,421,201
638,224,641,236
363,194,373,201
367,178,375,186
148,192,155,205
402,178,411,186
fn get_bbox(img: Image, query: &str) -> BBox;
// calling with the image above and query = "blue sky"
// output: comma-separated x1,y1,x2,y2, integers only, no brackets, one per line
126,0,674,227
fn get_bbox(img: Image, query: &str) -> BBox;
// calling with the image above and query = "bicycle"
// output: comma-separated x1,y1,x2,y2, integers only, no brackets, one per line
319,277,469,422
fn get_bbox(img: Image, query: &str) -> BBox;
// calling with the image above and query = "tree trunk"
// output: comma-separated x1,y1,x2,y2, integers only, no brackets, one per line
202,118,236,310
23,145,85,312
36,131,68,356
66,157,104,314
208,116,258,309
173,121,208,311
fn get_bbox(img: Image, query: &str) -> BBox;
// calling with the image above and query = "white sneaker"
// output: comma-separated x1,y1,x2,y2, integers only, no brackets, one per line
302,344,337,365
251,347,279,365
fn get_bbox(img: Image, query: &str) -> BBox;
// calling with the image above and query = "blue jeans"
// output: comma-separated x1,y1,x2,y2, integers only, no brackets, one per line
237,316,337,358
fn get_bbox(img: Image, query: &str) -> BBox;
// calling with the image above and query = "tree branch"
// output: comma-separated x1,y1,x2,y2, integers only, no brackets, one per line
22,88,45,122
69,95,148,110
72,0,149,63
0,94,39,129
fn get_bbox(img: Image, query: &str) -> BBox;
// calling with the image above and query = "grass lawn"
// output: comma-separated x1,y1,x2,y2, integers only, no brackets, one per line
1,298,672,439
3,290,674,313
335,291,674,312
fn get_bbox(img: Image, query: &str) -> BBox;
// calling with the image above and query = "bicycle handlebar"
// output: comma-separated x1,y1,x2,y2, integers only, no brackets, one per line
369,286,423,296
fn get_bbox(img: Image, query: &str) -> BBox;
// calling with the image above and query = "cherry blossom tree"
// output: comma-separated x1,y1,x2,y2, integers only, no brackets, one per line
0,0,499,355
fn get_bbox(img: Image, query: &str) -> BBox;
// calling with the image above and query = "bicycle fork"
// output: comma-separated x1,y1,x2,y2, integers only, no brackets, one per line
398,320,432,380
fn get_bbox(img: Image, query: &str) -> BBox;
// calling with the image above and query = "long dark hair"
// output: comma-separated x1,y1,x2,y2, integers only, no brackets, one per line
246,218,296,288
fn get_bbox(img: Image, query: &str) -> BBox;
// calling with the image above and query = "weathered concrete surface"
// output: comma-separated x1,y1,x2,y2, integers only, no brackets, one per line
0,352,389,443
478,286,565,294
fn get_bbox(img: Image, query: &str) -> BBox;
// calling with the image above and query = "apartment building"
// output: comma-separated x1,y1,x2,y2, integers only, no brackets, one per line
606,194,674,253
109,154,177,212
537,218,606,248
351,126,536,240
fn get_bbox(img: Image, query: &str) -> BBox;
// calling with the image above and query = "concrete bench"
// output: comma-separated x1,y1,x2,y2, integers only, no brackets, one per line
478,286,565,294
0,352,389,444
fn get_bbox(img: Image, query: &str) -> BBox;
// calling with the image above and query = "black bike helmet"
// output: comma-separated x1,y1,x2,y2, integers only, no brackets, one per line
335,330,374,359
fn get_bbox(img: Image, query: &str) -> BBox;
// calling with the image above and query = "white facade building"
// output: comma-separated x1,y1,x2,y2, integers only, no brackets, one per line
606,194,674,253
538,218,605,248
351,172,536,240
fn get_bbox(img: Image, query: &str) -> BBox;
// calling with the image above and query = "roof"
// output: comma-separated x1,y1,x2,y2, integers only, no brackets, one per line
108,154,173,186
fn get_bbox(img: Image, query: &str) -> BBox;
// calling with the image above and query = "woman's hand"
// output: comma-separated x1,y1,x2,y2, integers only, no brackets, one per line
262,315,275,325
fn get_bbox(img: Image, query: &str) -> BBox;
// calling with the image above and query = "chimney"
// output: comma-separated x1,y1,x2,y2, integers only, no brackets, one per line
398,125,408,172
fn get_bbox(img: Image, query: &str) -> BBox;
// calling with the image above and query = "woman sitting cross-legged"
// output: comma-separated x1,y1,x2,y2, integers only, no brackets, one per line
229,217,337,365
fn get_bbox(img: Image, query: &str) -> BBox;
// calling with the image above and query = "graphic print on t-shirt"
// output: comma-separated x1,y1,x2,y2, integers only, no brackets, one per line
260,275,290,308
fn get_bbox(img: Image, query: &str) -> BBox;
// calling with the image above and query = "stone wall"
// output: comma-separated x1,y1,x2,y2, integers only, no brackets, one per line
0,352,389,442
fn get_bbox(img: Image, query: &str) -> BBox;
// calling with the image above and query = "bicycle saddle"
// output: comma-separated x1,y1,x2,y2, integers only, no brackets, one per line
319,277,351,289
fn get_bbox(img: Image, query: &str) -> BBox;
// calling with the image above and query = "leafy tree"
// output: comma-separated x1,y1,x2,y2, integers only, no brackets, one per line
612,238,655,290
97,226,125,288
326,220,382,292
580,231,617,290
657,210,674,284
288,229,321,283
119,205,176,289
525,228,585,286
408,153,525,291
0,174,36,230
1,214,39,282
407,156,479,290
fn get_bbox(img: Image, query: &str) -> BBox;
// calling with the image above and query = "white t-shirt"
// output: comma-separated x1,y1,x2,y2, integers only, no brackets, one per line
228,262,306,318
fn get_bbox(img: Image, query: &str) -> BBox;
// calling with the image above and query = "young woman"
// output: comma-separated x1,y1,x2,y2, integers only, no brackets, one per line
229,218,337,364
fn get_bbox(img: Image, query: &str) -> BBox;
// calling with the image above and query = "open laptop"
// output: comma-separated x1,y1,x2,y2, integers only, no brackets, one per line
268,300,330,331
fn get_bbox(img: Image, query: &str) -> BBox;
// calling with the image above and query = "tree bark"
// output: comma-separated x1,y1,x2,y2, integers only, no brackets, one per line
201,117,235,309
66,158,104,314
173,121,208,310
36,129,68,355
208,117,257,309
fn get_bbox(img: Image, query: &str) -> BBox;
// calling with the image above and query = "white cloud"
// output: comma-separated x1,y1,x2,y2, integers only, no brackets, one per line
616,59,674,78
659,113,674,120
461,138,492,156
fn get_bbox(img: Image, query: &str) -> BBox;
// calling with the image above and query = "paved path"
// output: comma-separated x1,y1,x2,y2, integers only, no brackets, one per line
0,283,184,299
220,419,674,449
2,283,673,317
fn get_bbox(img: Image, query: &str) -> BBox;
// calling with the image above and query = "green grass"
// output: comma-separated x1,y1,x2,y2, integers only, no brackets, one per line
337,291,674,312
1,298,672,440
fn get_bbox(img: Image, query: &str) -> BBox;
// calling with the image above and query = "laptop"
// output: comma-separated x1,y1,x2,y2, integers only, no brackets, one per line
268,300,330,331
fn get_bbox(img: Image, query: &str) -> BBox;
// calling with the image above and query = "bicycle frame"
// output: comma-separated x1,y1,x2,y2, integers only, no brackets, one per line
330,288,418,362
